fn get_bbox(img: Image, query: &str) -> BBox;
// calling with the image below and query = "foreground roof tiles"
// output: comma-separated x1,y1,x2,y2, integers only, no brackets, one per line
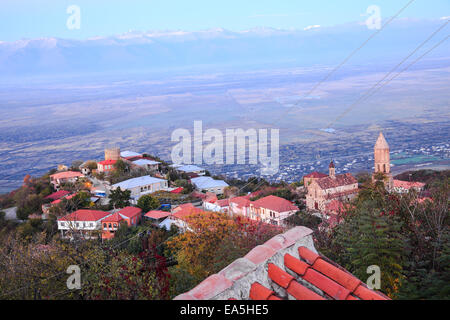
174,226,389,301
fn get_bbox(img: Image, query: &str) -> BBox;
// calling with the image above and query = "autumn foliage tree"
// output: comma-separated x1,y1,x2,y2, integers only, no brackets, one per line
166,211,284,285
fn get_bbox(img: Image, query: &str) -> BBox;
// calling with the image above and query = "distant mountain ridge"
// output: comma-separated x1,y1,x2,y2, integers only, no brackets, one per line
1,19,448,77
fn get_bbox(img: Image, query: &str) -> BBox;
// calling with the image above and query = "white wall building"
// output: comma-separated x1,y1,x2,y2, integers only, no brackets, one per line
112,176,168,203
191,176,229,195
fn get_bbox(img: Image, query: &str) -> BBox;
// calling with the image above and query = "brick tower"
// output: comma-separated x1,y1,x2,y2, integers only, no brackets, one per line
373,132,393,189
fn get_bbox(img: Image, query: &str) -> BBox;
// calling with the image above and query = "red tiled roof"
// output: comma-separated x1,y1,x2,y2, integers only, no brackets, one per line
316,173,357,190
50,171,84,180
251,195,298,213
304,172,328,179
393,179,425,189
58,209,111,222
97,160,117,166
174,226,389,301
102,212,124,223
145,210,171,220
117,206,142,218
44,190,70,200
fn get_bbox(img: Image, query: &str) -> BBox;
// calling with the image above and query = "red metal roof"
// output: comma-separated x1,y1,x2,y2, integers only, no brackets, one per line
251,195,299,213
145,210,171,220
102,212,124,223
117,206,142,218
50,171,84,180
51,192,77,205
58,209,111,222
45,190,70,200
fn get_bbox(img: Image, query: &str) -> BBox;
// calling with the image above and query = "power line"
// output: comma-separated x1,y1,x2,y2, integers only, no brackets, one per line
269,0,416,126
327,18,450,128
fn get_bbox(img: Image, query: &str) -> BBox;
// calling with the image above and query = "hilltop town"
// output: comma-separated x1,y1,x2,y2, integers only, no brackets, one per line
0,133,448,300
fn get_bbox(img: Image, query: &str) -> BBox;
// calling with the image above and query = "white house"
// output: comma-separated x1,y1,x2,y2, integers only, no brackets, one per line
190,176,229,195
112,175,168,203
132,159,160,171
173,164,206,176
57,209,112,239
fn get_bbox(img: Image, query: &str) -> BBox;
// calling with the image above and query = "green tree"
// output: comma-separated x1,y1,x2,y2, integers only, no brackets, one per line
109,187,131,209
137,195,160,213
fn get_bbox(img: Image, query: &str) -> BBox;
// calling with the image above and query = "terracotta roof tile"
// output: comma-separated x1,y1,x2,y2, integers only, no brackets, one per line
287,280,325,300
188,274,233,300
268,263,294,288
302,268,351,300
298,246,320,265
353,284,387,300
250,282,277,300
175,226,390,301
284,253,310,276
312,258,361,292
245,245,276,265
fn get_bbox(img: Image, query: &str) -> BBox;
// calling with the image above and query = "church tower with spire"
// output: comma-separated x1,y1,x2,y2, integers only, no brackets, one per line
373,132,393,189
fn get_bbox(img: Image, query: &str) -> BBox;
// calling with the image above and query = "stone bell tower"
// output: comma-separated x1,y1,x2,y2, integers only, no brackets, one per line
373,132,393,189
329,160,336,179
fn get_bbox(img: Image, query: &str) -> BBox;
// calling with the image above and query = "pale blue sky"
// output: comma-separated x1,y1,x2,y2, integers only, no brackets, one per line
0,0,449,41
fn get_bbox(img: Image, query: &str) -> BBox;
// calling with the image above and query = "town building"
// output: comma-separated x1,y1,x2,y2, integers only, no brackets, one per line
191,176,229,195
101,206,142,239
97,159,117,173
173,164,206,176
174,226,389,300
50,171,84,190
392,179,426,194
132,159,160,171
111,176,168,203
57,209,112,239
249,195,299,226
305,161,358,211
